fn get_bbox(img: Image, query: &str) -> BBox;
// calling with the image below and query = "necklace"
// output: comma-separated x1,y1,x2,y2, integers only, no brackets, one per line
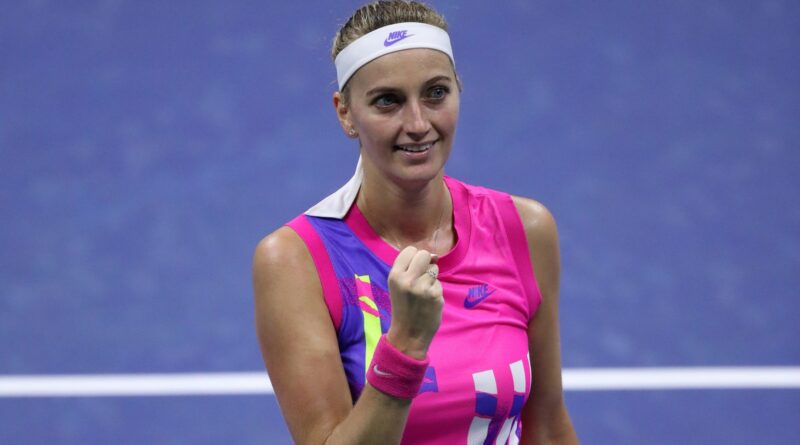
362,187,449,255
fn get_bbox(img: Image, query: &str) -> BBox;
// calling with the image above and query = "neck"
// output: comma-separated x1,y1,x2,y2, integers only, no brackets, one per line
357,171,453,255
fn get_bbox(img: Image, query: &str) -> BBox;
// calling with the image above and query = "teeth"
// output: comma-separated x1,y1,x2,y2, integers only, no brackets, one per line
398,143,432,152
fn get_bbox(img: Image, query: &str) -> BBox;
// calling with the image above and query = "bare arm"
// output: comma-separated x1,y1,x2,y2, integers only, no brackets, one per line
253,227,440,445
512,197,580,445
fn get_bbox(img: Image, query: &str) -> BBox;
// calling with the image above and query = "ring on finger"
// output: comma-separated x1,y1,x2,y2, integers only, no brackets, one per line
426,268,438,279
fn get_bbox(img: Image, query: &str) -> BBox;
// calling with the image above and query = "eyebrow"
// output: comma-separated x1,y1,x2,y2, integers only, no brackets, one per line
365,74,454,97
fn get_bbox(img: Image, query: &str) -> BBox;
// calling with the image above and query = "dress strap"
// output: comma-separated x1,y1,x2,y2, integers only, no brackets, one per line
286,215,344,330
489,193,543,320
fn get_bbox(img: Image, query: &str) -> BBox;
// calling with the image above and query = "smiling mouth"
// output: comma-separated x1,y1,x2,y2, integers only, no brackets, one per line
394,141,436,153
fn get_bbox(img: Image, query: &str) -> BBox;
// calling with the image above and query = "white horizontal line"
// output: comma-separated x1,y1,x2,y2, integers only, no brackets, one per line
0,367,798,397
0,372,273,397
563,367,800,391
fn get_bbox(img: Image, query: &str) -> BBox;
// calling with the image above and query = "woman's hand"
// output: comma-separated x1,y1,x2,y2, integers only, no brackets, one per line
386,247,444,359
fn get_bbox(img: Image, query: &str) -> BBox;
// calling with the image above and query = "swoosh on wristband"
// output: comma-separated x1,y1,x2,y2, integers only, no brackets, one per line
373,365,395,378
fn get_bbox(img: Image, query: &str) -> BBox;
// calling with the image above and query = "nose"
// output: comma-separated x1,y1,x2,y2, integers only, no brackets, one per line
402,99,431,140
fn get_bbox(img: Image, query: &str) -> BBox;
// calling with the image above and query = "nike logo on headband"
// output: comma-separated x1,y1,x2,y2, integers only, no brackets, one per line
384,30,414,47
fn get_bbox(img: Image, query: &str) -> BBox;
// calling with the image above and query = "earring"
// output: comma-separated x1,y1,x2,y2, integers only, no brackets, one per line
349,128,357,137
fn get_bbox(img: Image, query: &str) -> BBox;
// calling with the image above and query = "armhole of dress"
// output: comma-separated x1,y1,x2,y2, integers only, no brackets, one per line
491,193,543,320
286,215,343,331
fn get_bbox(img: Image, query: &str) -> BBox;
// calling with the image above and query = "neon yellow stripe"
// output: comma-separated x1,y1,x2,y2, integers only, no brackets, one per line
359,295,378,311
356,274,382,377
360,297,381,375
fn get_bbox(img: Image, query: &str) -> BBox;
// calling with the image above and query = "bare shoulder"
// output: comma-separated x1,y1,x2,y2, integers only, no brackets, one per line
251,224,328,339
510,195,558,247
252,224,334,367
252,224,326,344
510,195,560,299
252,225,313,278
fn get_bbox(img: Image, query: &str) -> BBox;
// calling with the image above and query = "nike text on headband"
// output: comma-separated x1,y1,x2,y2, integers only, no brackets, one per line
334,22,455,89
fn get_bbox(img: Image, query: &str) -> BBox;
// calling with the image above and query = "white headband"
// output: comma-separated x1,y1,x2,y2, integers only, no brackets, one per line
335,22,454,89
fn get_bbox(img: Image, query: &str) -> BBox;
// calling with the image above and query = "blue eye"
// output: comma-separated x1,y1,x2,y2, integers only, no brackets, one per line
374,95,399,107
428,86,449,100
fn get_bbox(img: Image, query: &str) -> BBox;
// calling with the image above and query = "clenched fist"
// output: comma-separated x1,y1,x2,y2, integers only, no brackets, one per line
386,247,444,360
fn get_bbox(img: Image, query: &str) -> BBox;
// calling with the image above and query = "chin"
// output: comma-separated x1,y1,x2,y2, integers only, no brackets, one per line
390,160,447,189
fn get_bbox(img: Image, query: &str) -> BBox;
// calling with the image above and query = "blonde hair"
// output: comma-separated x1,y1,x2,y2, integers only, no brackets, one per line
331,1,448,62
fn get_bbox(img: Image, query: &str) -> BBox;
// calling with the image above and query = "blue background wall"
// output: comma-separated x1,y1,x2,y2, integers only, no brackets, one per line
1,0,798,443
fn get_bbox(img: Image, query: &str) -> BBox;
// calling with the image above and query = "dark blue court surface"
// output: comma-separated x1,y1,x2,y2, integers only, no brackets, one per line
1,1,798,443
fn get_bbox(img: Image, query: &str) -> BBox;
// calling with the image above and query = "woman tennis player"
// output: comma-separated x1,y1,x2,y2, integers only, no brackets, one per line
253,1,579,443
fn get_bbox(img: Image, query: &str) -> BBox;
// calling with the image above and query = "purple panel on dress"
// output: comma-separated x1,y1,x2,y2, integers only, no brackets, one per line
510,394,525,417
419,366,439,394
475,392,498,417
305,216,394,402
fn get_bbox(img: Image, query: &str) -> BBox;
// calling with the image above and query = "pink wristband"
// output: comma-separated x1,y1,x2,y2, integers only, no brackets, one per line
366,335,430,399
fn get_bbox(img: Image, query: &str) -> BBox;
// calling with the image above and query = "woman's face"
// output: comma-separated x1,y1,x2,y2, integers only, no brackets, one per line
336,48,460,187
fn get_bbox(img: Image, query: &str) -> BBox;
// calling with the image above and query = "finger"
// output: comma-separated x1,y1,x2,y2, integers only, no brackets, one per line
406,249,433,277
430,278,444,299
420,264,439,284
392,246,418,273
414,274,443,301
430,254,439,265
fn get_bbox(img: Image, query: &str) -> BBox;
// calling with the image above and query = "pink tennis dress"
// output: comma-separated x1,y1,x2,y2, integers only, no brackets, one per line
287,176,542,444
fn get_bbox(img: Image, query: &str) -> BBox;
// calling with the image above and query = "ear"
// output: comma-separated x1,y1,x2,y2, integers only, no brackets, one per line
333,91,358,139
